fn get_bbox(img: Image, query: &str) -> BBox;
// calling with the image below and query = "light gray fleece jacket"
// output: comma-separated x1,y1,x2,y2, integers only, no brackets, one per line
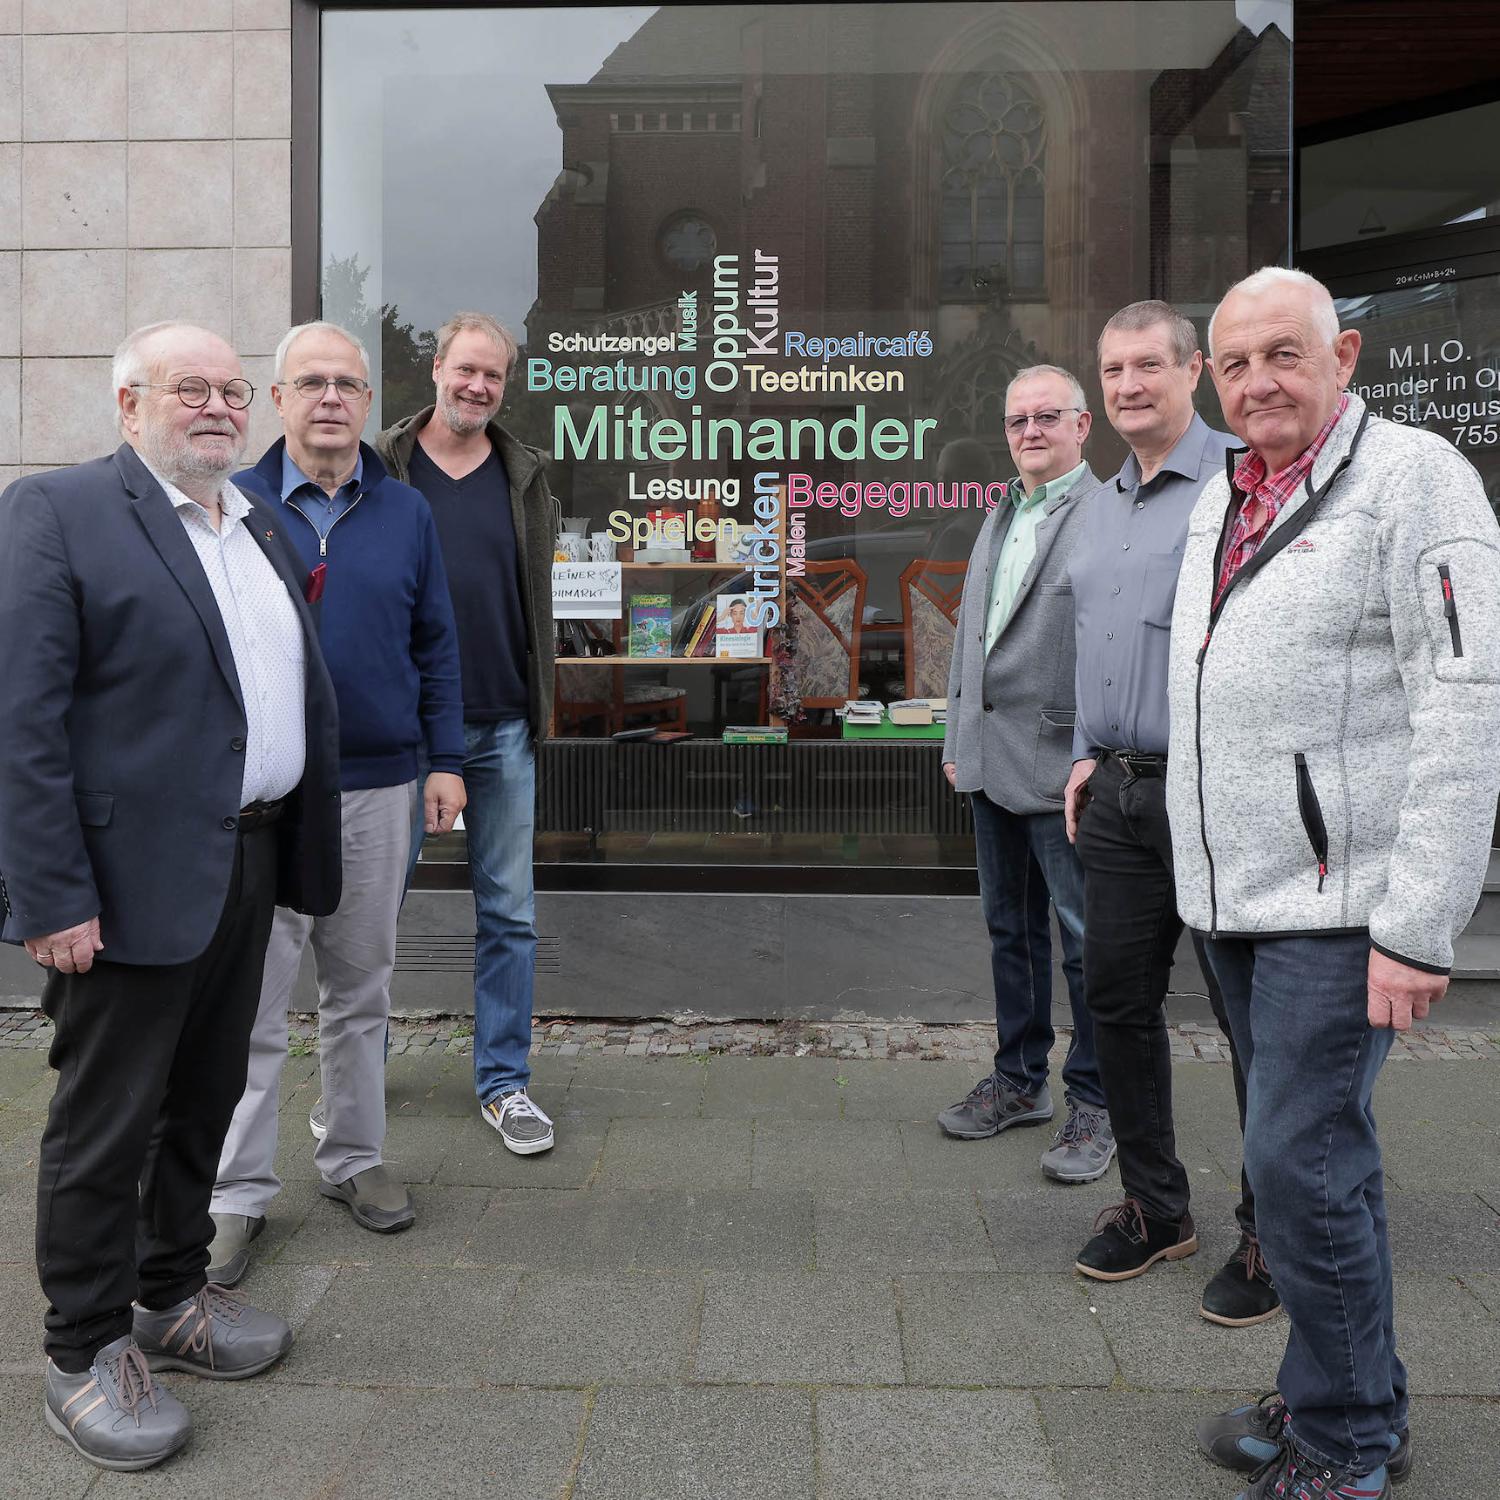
1165,392,1500,973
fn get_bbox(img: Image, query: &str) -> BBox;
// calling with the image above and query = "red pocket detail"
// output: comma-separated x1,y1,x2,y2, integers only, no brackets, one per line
305,562,327,604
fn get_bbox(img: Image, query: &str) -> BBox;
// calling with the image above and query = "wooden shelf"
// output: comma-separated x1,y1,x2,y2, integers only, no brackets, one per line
559,655,771,666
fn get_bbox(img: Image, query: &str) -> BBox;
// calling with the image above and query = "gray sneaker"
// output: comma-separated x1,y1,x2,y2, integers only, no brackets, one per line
134,1285,291,1380
937,1074,1053,1139
318,1164,415,1232
308,1096,326,1141
44,1336,191,1471
1040,1098,1117,1183
206,1212,265,1288
481,1089,556,1155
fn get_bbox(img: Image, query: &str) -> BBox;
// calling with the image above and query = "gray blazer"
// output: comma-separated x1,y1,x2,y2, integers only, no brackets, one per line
942,466,1102,814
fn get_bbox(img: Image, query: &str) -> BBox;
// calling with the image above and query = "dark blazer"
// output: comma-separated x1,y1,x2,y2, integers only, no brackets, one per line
0,445,342,967
942,465,1103,814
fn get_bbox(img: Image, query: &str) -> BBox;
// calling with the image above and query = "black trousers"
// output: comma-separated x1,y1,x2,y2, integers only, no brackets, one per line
1075,755,1255,1231
35,824,278,1368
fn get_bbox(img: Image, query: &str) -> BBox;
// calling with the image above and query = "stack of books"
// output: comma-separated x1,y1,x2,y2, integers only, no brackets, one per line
839,699,884,727
888,698,947,726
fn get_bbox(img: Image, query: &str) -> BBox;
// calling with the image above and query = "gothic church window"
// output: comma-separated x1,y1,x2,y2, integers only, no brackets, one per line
939,71,1046,299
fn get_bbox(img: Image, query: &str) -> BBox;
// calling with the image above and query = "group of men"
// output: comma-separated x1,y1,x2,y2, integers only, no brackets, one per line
942,268,1500,1499
1,267,1496,1498
0,312,555,1471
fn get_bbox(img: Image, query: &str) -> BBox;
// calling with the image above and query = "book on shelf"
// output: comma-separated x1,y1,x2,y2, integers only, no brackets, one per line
888,698,945,725
627,593,674,657
838,698,884,724
722,725,788,744
714,593,765,658
678,600,717,658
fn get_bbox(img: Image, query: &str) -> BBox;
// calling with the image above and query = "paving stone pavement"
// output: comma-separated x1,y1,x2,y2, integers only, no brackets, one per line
0,1041,1496,1497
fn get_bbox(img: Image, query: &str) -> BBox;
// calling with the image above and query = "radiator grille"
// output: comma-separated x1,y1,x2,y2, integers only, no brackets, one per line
395,935,561,974
536,740,970,838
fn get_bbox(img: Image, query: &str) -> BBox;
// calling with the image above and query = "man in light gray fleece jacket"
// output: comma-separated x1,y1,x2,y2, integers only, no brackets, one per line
1168,266,1500,1500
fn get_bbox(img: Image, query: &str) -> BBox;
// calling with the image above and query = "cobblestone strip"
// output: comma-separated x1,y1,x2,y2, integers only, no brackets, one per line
2,1006,1498,1060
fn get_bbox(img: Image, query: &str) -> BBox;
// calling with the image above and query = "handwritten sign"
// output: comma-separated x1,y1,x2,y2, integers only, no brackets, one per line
552,562,622,619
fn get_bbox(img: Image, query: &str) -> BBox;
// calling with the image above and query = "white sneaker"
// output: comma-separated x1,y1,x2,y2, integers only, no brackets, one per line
308,1097,327,1141
480,1089,555,1156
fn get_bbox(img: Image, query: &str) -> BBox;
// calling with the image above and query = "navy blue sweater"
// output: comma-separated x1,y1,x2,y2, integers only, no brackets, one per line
236,440,465,791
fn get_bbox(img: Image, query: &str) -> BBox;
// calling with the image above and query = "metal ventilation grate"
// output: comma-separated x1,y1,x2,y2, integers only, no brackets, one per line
394,935,561,974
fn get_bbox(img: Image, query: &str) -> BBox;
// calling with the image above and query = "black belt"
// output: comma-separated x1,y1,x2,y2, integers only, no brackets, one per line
1101,749,1167,780
237,798,285,831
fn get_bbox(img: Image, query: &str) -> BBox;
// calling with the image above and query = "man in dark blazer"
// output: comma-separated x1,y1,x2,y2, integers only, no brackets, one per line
938,364,1113,1184
0,322,341,1472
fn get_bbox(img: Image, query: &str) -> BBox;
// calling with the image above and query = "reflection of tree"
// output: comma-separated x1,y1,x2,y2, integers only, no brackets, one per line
321,254,436,421
322,252,558,456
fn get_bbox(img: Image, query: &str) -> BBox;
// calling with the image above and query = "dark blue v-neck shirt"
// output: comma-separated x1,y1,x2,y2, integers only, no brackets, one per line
407,442,530,722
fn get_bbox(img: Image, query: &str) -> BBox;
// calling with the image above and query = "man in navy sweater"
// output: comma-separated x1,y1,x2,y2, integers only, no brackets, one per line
208,322,465,1277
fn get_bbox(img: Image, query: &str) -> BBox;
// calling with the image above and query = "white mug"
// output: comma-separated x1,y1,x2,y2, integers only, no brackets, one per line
590,532,617,562
556,533,588,563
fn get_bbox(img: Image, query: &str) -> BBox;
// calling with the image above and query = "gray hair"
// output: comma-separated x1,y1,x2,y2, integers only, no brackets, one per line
273,320,370,384
1208,267,1340,356
111,321,208,435
435,310,518,370
1006,363,1088,415
1097,300,1200,366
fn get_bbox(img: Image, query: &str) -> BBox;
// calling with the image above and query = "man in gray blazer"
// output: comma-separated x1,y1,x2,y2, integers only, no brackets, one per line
938,364,1114,1184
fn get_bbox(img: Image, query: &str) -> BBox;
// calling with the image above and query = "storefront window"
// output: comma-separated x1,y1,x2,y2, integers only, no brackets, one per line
320,2,1290,880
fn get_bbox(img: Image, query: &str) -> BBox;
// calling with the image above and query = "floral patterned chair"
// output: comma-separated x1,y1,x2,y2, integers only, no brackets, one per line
898,558,967,699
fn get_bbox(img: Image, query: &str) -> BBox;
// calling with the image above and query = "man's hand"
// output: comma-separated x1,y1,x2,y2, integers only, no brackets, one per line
24,917,103,975
942,761,957,789
1064,758,1097,843
1367,947,1448,1031
423,772,467,835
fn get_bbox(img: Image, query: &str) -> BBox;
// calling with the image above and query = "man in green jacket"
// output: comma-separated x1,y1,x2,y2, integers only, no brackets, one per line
374,312,558,1154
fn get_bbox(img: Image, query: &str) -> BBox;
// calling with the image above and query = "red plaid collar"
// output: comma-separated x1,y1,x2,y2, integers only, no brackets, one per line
1231,392,1350,510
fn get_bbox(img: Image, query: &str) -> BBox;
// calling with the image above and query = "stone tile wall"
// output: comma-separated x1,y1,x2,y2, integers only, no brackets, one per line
0,0,293,486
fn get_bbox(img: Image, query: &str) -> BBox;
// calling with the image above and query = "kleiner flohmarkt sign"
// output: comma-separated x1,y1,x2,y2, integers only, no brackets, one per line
552,563,622,620
526,250,1012,632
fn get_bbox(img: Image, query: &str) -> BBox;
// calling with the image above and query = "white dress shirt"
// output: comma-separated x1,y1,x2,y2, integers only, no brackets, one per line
147,464,307,806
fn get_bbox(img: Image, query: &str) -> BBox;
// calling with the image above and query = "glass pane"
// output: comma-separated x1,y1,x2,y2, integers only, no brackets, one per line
321,1,1290,874
1302,100,1500,253
1340,275,1500,513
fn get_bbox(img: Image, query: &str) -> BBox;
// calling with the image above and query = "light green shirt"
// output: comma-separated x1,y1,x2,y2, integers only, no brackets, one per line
983,461,1087,654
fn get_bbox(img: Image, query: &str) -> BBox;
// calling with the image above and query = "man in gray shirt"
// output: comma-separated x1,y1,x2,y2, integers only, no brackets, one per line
1063,302,1275,1329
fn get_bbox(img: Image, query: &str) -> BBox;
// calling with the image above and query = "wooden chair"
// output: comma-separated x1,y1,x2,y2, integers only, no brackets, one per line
898,558,967,699
787,559,869,709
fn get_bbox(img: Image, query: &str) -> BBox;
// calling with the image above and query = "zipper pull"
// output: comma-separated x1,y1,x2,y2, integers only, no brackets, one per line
1317,860,1327,894
319,535,328,557
1197,627,1211,665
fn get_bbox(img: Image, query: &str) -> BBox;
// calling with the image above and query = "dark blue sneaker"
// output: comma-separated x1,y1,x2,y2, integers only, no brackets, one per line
1197,1392,1288,1471
1237,1446,1389,1499
1199,1394,1412,1484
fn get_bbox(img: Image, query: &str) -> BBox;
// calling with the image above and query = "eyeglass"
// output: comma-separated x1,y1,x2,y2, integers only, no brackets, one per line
1003,407,1083,433
130,377,255,410
288,374,370,401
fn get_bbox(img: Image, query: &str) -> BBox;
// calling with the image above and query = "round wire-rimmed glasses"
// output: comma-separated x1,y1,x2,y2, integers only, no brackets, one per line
130,377,255,410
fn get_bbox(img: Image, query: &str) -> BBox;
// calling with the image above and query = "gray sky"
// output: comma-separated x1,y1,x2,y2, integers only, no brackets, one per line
321,7,657,340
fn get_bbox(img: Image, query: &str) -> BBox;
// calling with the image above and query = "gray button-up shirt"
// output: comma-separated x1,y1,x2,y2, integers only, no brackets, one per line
1069,413,1236,759
148,464,308,806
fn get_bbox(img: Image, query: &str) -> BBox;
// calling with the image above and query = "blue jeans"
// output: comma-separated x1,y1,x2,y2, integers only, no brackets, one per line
970,792,1103,1110
461,718,537,1104
1203,933,1406,1475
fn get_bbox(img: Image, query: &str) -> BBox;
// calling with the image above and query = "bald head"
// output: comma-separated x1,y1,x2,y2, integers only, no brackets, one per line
1206,268,1361,472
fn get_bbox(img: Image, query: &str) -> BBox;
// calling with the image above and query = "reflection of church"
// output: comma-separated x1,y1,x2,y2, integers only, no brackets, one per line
526,3,1287,732
530,2,1288,492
